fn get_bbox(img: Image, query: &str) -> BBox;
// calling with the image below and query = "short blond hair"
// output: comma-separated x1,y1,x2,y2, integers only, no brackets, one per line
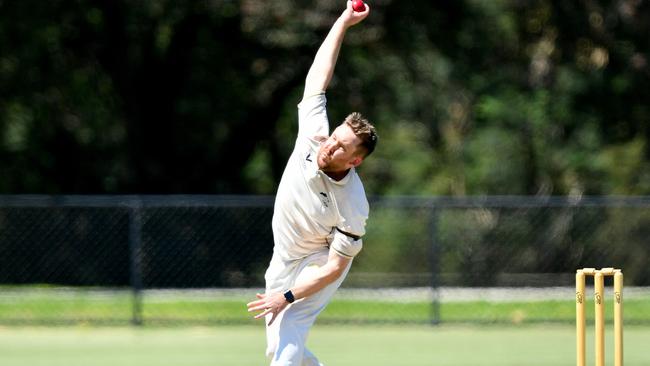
343,112,377,157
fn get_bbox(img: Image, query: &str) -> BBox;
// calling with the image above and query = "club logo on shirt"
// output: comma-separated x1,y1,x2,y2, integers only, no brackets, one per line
319,192,330,208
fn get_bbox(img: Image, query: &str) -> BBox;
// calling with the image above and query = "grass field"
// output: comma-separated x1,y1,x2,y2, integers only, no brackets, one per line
2,287,650,325
1,324,650,366
1,287,649,365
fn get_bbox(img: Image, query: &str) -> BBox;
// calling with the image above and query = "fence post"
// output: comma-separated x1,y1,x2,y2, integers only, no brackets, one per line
129,198,143,326
429,200,441,325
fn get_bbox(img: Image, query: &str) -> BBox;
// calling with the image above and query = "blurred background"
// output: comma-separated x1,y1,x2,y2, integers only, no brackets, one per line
1,0,649,196
0,1,649,363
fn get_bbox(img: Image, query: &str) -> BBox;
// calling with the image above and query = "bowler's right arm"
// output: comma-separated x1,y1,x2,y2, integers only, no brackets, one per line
303,1,370,99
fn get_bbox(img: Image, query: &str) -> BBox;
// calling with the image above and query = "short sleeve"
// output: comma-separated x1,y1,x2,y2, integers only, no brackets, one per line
297,92,329,138
328,178,368,258
330,229,363,258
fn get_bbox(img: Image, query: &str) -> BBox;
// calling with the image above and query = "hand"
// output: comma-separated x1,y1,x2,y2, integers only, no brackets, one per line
340,0,370,28
246,292,290,326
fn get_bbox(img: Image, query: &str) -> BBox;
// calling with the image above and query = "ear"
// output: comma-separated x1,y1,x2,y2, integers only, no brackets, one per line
350,156,363,167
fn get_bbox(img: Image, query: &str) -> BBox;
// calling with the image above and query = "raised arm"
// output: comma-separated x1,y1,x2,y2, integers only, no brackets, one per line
302,1,370,98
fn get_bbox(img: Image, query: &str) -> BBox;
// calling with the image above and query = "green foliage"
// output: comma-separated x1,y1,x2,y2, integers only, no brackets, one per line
595,138,650,194
361,121,438,195
0,0,648,194
464,127,528,194
357,205,431,274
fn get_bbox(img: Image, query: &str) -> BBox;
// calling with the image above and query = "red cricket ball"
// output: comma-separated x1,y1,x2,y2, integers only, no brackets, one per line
352,0,366,12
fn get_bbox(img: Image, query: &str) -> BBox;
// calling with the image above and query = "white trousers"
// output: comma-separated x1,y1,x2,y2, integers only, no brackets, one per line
264,249,351,366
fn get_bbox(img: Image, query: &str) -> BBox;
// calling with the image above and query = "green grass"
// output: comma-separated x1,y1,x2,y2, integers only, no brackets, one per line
328,297,650,324
1,324,649,366
1,288,649,365
1,288,650,325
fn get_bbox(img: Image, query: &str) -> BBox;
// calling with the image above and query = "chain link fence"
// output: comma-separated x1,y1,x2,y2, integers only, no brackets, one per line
0,195,649,325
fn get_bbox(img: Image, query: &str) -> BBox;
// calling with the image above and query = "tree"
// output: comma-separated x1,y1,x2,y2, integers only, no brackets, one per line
1,0,648,195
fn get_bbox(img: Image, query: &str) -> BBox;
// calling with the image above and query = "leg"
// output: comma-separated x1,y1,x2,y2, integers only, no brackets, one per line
265,309,284,360
263,253,297,360
269,313,311,365
265,310,326,366
302,348,324,366
268,251,351,365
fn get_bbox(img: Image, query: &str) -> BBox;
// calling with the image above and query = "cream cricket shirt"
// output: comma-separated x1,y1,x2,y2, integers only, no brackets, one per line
271,92,369,260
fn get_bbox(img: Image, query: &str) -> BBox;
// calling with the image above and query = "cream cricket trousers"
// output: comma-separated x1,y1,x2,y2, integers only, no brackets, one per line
264,249,352,366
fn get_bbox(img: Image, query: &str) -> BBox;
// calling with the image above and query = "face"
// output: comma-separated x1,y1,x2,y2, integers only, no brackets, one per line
317,123,364,173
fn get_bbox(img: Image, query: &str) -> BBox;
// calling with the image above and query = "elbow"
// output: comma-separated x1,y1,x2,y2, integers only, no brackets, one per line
323,261,348,283
305,74,329,93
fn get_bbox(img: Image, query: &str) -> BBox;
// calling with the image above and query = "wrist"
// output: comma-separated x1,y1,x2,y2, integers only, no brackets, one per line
283,290,296,304
335,17,352,30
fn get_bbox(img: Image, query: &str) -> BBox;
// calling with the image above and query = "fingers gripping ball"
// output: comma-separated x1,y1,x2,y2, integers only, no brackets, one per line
352,0,366,12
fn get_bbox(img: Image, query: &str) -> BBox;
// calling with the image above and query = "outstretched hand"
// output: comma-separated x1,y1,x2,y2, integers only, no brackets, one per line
246,292,290,326
340,0,370,28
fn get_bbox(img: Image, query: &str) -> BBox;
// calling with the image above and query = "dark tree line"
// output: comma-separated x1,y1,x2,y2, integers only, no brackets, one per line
1,0,648,195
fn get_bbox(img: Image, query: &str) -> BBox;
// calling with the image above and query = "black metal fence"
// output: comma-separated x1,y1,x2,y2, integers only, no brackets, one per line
0,195,649,325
